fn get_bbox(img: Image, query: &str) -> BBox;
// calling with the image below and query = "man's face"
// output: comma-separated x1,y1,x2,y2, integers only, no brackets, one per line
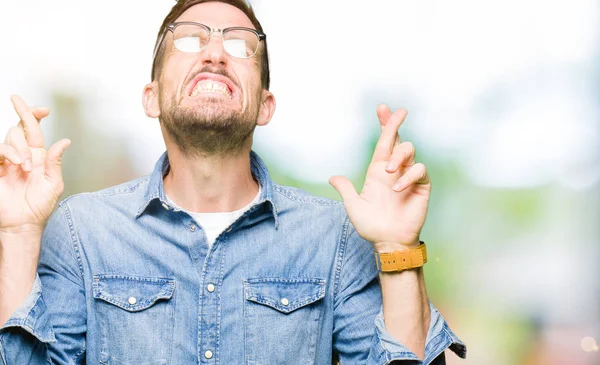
150,2,270,156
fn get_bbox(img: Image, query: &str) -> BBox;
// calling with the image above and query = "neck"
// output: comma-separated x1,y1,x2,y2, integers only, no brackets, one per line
163,140,259,213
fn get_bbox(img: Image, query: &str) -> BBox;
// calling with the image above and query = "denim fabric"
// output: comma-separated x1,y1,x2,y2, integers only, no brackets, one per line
0,151,466,364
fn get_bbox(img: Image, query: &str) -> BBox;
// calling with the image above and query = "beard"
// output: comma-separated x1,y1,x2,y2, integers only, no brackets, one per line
159,86,260,158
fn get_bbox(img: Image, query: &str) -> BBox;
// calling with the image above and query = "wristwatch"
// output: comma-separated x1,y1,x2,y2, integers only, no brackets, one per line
374,242,427,272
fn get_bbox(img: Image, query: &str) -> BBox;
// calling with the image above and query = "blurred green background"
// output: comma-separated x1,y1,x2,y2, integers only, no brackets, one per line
1,1,598,364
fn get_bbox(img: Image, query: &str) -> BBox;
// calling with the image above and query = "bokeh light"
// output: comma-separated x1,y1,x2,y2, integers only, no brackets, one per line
581,337,598,352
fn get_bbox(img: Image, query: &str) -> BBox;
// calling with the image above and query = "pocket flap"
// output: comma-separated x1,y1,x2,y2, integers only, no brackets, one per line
93,274,175,312
244,278,326,314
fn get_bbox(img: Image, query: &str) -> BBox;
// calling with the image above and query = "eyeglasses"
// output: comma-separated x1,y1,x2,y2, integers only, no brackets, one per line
166,21,266,59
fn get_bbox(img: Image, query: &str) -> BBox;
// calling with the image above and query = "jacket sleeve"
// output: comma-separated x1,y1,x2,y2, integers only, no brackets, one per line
0,203,87,364
332,220,466,364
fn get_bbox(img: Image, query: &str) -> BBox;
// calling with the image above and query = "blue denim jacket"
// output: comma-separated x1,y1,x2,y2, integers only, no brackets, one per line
0,151,465,364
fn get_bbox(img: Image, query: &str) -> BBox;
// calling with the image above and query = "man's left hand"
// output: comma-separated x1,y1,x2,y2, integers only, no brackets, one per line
329,105,431,253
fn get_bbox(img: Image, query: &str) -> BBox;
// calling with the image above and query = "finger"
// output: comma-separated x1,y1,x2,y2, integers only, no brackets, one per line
7,127,33,172
376,104,401,146
372,108,408,162
376,104,393,129
329,175,359,203
17,107,50,130
10,95,45,148
17,107,49,137
0,144,23,165
392,163,430,192
385,142,416,173
31,107,50,121
45,139,71,183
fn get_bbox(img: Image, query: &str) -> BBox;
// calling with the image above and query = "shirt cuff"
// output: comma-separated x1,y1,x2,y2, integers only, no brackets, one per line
0,276,56,344
373,301,466,364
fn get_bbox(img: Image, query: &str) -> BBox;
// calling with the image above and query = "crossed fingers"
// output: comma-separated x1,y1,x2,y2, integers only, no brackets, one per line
375,104,430,192
11,95,46,148
1,95,48,172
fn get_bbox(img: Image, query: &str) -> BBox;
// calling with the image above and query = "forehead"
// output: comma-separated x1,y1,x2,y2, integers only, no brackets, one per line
176,2,256,29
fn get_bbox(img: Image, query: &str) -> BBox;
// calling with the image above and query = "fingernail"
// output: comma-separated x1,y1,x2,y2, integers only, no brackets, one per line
385,161,394,171
12,155,22,164
24,159,33,171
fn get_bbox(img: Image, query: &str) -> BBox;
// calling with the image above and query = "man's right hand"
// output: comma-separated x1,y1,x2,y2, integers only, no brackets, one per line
0,95,71,326
0,95,71,235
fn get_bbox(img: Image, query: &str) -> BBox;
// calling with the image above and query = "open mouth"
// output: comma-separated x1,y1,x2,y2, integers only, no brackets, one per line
191,80,232,98
188,73,235,99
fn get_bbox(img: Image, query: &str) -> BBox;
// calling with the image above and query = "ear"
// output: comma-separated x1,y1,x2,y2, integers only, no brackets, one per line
256,89,276,127
143,82,161,118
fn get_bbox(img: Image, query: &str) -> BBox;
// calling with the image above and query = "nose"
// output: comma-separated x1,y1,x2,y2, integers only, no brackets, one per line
199,34,228,67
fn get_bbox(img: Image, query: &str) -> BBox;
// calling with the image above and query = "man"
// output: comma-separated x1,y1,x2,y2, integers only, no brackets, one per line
0,0,466,364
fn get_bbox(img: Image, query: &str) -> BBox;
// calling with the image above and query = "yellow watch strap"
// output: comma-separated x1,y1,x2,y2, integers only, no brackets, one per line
374,242,427,272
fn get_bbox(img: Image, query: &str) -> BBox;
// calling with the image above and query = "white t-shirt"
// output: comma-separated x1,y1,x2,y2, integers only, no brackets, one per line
166,187,261,248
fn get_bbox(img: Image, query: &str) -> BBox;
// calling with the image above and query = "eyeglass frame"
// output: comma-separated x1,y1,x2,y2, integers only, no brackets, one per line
164,21,267,59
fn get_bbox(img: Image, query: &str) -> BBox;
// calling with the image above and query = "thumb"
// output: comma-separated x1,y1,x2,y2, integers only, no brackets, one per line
329,175,359,203
45,139,71,183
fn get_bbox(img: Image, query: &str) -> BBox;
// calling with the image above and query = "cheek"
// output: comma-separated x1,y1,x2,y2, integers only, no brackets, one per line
161,56,195,95
240,73,263,99
241,83,262,110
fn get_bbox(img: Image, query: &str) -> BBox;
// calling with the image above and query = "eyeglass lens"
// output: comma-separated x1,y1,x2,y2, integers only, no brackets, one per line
172,24,259,58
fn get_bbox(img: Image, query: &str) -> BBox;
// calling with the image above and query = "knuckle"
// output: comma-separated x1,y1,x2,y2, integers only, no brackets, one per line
398,141,414,154
396,142,416,162
402,141,414,149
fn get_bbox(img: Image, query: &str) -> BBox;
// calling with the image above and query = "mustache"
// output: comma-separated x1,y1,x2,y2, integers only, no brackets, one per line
187,66,239,89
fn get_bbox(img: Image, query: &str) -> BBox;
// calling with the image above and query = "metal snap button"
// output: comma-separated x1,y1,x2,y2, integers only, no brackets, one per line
207,284,215,293
204,350,213,359
281,298,289,306
128,297,137,305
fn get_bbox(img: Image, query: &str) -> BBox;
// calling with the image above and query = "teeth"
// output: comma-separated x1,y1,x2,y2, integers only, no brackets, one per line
191,80,232,97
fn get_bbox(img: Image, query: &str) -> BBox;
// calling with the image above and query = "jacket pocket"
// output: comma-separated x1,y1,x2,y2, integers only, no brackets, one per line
243,277,326,365
93,274,176,365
